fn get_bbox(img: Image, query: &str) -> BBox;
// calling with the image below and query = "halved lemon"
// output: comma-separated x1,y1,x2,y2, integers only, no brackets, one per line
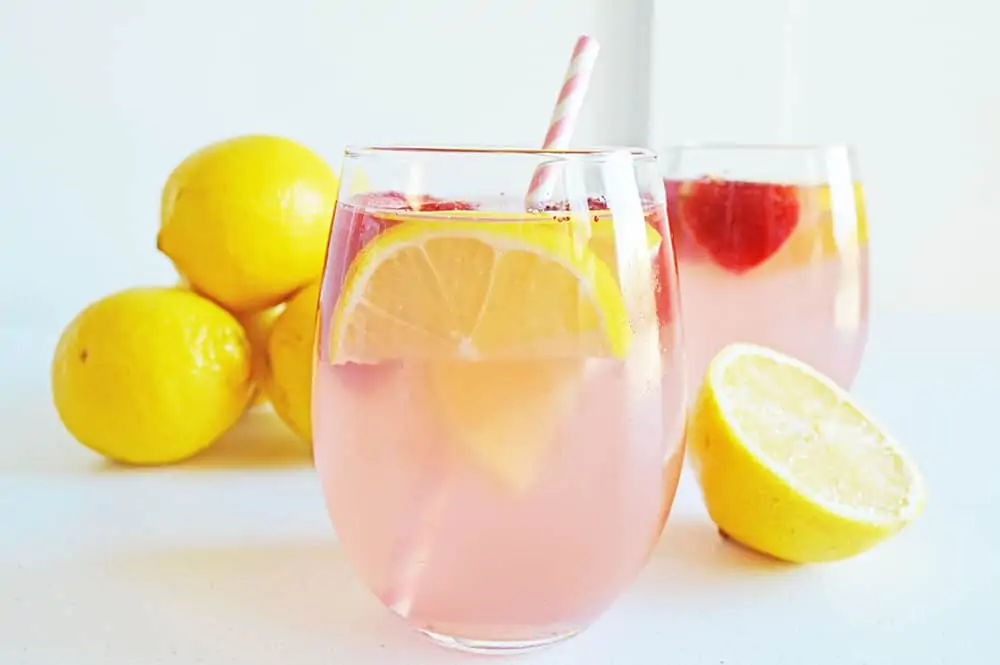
688,343,926,563
329,221,632,490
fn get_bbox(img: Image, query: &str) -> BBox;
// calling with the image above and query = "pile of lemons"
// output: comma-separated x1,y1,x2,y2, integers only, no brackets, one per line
52,135,331,465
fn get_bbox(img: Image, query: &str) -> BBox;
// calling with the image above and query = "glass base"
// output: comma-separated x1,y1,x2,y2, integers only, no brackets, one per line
419,628,579,655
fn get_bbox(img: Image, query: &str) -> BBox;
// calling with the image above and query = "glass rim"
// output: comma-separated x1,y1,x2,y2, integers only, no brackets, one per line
658,141,857,154
344,145,658,162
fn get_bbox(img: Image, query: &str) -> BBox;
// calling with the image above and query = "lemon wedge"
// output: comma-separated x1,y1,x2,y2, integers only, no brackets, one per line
589,220,662,273
329,220,632,490
688,343,926,563
372,208,663,276
329,221,631,362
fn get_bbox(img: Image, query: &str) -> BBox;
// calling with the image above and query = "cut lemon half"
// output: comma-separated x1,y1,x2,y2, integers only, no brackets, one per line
688,343,926,563
329,221,633,491
329,221,631,362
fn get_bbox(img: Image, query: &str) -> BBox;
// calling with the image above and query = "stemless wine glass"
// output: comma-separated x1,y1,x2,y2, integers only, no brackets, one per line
660,144,869,394
312,146,686,653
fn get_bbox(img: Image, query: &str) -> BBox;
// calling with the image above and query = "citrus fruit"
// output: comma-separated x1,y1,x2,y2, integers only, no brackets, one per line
362,194,663,308
175,276,282,408
761,182,869,270
811,180,868,248
51,287,254,465
588,216,662,271
239,304,285,408
329,221,632,489
158,134,339,313
263,282,321,443
376,208,661,273
667,179,870,273
330,221,631,362
424,358,584,491
688,343,926,563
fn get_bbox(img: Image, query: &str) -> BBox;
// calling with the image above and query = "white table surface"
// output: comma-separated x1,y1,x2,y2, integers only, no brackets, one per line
2,313,997,665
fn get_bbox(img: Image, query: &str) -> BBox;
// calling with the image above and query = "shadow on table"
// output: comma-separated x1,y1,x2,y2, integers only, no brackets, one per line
629,515,817,608
94,408,314,473
112,539,475,663
654,516,794,572
107,520,814,662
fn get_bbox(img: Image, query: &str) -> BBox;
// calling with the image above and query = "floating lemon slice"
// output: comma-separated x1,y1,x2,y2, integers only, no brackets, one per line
329,220,631,362
762,182,869,271
590,223,662,275
688,343,926,563
424,358,584,492
373,208,663,276
329,221,632,490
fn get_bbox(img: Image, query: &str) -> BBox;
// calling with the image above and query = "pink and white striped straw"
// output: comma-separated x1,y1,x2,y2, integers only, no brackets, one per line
526,35,601,204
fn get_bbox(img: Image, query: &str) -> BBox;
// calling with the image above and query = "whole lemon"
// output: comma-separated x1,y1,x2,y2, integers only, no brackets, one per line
51,287,254,464
158,135,339,314
263,282,321,443
175,276,283,408
239,303,285,407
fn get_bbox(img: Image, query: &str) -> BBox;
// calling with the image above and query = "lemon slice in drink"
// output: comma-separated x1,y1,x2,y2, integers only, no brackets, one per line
330,221,631,490
589,219,663,271
330,221,631,361
688,343,926,563
374,208,663,277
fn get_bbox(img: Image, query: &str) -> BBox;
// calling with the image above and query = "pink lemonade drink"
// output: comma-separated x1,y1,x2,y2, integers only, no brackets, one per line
662,145,870,394
312,147,686,654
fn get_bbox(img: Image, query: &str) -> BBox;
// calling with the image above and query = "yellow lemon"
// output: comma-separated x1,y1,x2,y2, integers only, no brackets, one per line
331,220,631,361
765,182,869,271
51,287,254,465
263,282,321,443
329,221,632,490
688,343,926,563
588,217,663,274
239,304,285,408
373,207,662,275
158,135,339,314
175,276,282,408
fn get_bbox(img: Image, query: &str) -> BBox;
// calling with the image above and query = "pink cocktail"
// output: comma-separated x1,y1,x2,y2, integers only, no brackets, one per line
661,144,869,393
312,147,686,653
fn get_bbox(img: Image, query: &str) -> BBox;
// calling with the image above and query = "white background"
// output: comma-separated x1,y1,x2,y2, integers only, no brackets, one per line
5,0,998,331
651,0,1000,320
0,0,653,331
2,1,998,664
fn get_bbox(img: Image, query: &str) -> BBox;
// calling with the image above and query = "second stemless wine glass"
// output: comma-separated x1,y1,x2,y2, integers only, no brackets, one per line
660,144,870,393
312,147,685,653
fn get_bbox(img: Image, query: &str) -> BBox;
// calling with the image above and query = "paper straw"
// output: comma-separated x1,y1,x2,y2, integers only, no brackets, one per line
526,35,601,204
383,35,602,619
